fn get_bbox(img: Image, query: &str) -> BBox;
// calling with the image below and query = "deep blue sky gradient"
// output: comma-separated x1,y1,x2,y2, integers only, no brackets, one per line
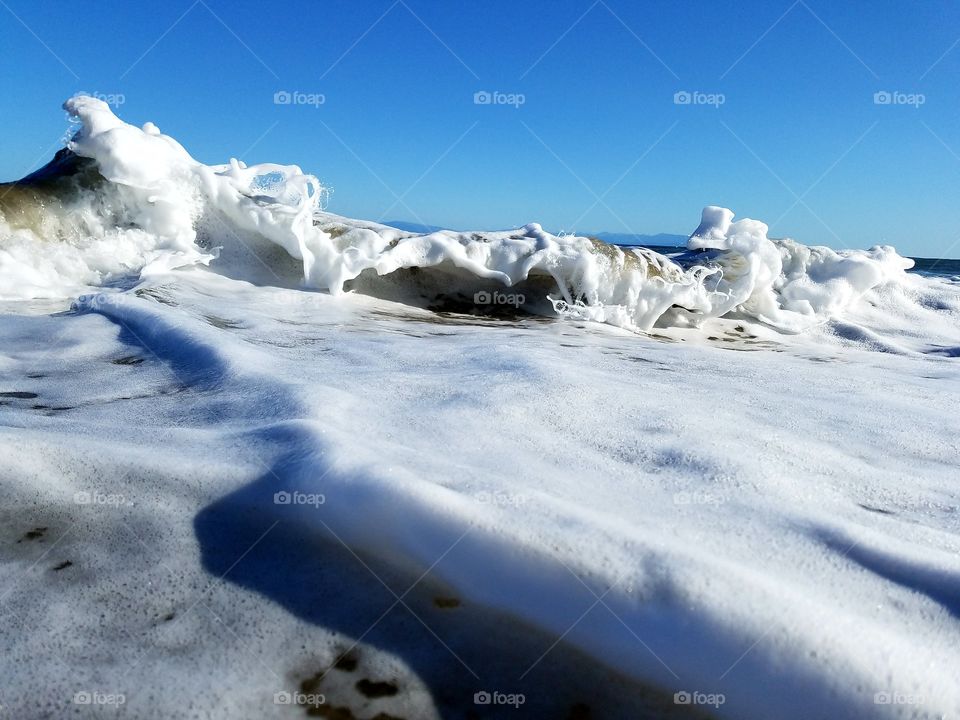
1,0,959,256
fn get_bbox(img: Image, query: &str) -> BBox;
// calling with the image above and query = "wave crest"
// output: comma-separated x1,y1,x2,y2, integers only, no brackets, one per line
0,96,939,337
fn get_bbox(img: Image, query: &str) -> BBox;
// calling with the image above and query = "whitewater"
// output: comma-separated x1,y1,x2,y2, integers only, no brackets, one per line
1,96,959,719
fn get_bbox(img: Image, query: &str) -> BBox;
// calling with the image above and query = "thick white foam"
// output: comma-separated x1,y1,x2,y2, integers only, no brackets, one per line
3,271,958,718
2,98,960,720
0,97,923,338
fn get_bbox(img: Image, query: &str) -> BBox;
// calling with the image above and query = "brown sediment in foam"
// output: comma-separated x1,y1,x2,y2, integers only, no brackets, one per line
587,236,685,282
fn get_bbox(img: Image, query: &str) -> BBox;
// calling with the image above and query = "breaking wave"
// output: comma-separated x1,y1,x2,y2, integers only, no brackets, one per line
0,96,954,337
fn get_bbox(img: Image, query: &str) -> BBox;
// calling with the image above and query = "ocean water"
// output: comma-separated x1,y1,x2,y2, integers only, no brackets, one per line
909,255,960,279
1,97,959,720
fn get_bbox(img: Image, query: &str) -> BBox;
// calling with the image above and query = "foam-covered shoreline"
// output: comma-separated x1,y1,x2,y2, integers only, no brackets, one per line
2,272,951,719
2,97,960,719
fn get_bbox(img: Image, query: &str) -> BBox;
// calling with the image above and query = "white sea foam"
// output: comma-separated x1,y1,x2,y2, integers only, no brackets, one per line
0,96,926,337
2,273,956,719
1,97,960,720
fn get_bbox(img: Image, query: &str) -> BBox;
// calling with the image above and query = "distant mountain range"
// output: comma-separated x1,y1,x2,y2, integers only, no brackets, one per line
382,221,688,248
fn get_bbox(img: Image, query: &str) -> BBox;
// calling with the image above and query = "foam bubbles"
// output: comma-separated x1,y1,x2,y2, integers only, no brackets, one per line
0,98,937,340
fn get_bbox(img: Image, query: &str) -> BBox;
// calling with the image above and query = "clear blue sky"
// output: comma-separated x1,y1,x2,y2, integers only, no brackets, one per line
2,0,959,257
